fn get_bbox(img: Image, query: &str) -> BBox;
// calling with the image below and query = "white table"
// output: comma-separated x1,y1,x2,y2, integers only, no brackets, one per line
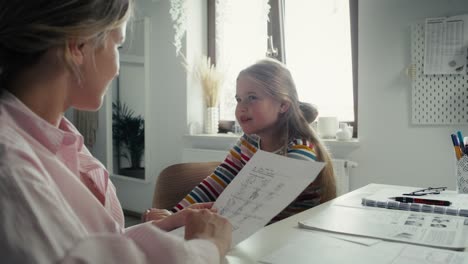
224,183,466,263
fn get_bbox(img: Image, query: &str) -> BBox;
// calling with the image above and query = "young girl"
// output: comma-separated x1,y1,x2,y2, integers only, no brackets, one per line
0,1,231,262
145,58,336,223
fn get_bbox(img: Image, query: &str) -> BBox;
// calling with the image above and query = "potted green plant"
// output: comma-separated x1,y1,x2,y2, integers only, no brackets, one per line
112,101,145,179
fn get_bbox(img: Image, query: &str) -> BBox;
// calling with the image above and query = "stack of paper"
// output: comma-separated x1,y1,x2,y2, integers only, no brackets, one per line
298,205,468,250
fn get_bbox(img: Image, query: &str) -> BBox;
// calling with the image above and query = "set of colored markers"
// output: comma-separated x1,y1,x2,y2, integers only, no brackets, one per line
451,131,468,160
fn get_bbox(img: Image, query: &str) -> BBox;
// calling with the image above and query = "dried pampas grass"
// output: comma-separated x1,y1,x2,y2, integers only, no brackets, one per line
183,55,223,108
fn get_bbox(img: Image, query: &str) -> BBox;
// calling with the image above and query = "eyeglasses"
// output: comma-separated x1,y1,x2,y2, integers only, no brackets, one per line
403,187,447,196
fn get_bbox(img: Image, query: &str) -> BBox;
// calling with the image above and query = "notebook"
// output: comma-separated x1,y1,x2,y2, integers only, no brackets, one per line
361,188,468,217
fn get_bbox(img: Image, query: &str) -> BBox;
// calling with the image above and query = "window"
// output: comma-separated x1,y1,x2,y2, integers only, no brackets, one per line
209,0,358,135
210,0,271,121
283,0,353,121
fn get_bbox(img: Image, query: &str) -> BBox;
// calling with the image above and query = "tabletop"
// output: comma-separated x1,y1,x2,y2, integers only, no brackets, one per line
224,183,468,263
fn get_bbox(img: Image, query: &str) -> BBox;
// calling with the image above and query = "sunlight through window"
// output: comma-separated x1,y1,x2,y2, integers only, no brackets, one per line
285,0,354,121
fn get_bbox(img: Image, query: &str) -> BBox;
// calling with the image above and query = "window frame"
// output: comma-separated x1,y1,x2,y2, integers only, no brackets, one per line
208,0,358,138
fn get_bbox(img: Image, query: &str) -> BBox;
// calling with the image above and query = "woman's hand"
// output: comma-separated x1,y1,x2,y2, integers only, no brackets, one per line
146,203,232,257
184,209,232,258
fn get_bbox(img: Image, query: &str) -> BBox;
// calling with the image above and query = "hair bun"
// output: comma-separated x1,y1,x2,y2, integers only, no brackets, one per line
299,102,318,123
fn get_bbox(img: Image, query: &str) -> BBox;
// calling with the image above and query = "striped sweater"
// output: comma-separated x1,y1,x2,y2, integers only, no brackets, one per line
173,133,322,223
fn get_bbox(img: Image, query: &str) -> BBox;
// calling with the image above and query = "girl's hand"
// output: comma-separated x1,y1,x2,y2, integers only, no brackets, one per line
142,208,172,222
187,202,217,211
143,203,215,222
148,202,216,231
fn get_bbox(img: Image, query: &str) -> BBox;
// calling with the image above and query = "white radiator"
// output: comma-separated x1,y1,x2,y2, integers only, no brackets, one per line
332,159,358,196
181,148,356,196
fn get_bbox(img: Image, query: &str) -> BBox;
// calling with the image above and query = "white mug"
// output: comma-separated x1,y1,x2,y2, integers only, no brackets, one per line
317,117,338,139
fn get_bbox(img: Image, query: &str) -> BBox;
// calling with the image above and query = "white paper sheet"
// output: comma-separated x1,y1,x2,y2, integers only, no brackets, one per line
298,206,468,250
214,150,325,245
170,150,325,245
424,15,468,74
259,231,397,264
259,232,468,264
391,245,468,264
328,233,381,246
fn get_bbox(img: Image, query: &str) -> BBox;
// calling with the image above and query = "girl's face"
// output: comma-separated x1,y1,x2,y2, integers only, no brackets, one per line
235,76,285,137
71,24,126,111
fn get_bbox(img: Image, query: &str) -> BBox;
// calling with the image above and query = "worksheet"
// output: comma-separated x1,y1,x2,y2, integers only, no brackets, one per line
299,206,468,250
170,150,325,245
259,231,468,264
391,246,468,264
214,150,325,245
424,15,468,74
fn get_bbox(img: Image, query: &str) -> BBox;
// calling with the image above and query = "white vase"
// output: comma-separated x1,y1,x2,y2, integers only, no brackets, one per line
317,116,338,139
204,107,219,134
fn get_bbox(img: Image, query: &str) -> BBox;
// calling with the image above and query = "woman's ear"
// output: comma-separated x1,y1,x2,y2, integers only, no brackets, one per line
68,40,86,65
279,101,290,113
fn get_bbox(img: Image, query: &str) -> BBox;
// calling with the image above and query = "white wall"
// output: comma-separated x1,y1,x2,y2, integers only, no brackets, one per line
350,0,468,190
100,0,206,212
89,0,468,213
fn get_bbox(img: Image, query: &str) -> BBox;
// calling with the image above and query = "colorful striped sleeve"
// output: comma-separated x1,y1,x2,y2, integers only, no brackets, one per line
172,135,254,212
287,138,317,161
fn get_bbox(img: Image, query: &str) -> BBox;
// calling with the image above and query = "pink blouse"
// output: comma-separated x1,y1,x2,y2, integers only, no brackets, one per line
0,92,218,263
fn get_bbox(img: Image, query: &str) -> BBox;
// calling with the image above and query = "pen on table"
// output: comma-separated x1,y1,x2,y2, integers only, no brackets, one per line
451,134,463,160
457,131,465,155
389,197,451,206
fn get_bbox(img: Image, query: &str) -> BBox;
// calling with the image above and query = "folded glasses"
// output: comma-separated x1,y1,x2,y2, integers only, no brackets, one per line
403,187,447,196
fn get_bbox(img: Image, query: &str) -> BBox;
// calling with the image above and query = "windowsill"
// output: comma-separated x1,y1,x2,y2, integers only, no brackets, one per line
184,134,360,158
321,138,360,158
184,133,239,151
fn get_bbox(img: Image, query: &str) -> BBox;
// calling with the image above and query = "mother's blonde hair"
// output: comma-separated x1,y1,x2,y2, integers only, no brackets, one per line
238,58,336,202
0,0,133,90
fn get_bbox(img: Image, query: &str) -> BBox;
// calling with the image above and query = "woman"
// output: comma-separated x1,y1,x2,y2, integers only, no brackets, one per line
0,1,231,263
